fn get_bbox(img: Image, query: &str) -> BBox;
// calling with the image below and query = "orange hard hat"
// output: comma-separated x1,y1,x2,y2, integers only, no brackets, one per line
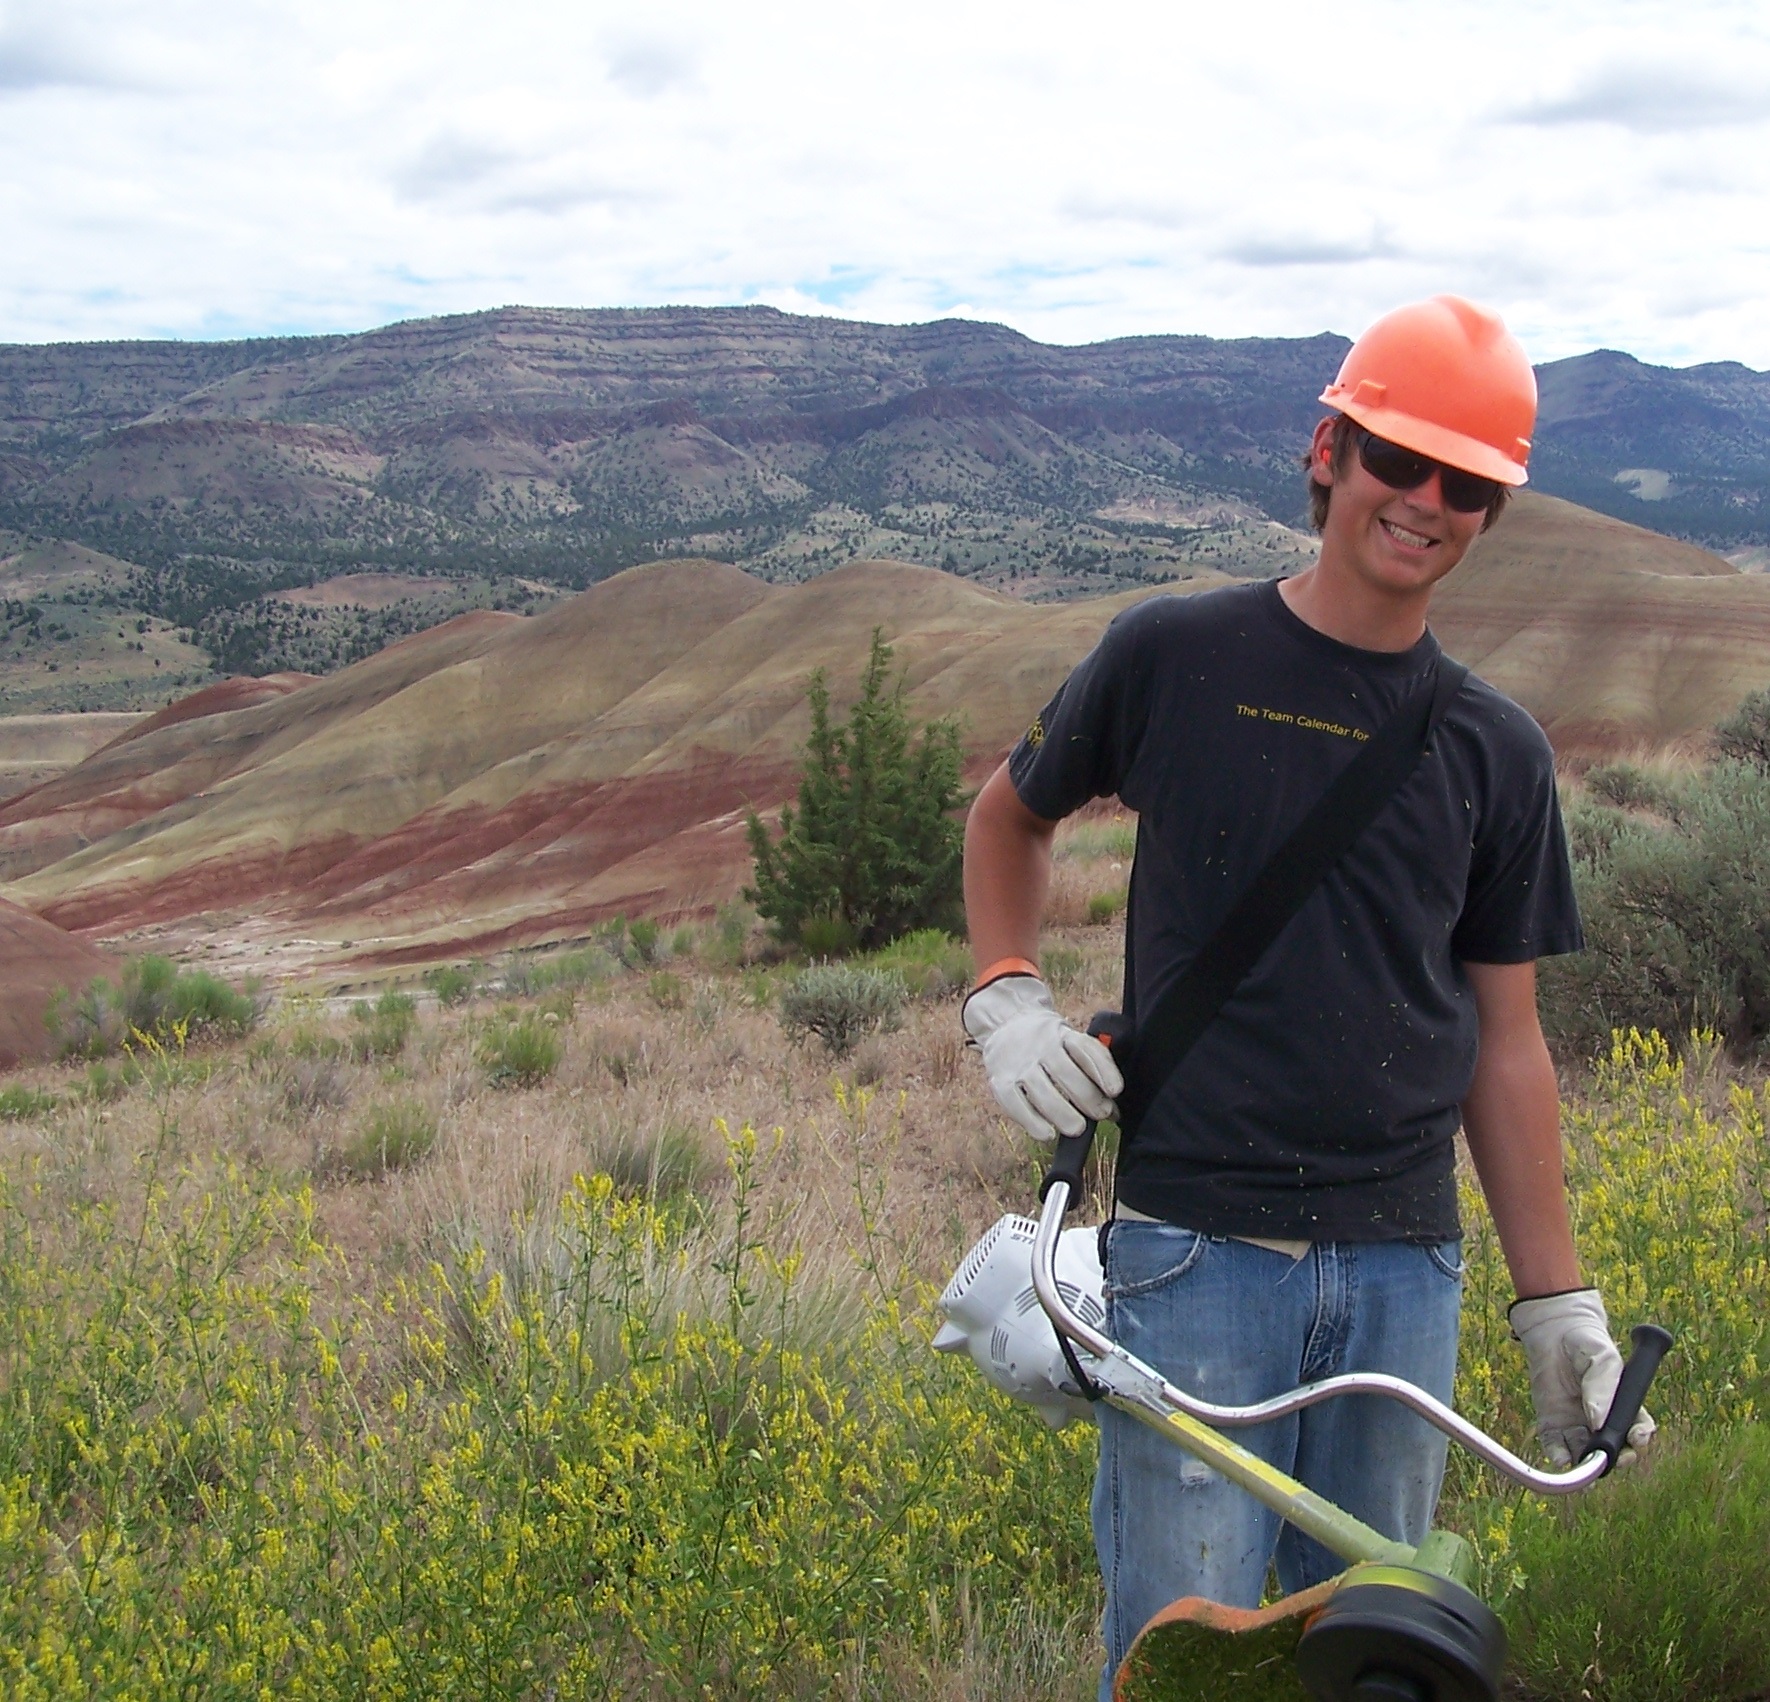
1319,295,1536,487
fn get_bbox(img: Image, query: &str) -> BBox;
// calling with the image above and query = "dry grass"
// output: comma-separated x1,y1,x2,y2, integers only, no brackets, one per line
0,925,1122,1307
1047,809,1135,933
0,930,1124,1698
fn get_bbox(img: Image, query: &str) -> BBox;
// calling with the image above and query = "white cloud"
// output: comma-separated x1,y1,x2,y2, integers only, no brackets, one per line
0,0,1766,369
1506,60,1770,133
393,131,519,203
0,1,130,92
602,32,697,98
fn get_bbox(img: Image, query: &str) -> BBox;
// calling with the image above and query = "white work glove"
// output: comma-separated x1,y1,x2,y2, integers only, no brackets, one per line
1509,1288,1656,1469
961,974,1123,1143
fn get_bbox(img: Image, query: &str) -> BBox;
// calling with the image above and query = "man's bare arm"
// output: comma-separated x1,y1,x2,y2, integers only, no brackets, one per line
963,762,1059,973
1460,959,1583,1298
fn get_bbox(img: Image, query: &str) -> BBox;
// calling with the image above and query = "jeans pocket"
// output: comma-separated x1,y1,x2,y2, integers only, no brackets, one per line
1105,1223,1209,1300
1424,1240,1465,1282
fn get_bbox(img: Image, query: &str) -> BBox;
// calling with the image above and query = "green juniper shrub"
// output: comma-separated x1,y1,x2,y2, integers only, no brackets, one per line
778,963,907,1058
336,1099,438,1181
647,971,687,1012
423,963,476,1007
480,1012,563,1087
669,924,696,958
1086,890,1127,925
745,628,967,952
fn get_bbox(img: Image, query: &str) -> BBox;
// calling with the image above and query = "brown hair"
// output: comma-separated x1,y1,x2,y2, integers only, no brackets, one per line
1302,416,1511,534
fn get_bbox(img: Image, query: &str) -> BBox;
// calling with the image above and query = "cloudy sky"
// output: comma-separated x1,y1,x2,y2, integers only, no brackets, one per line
3,0,1768,366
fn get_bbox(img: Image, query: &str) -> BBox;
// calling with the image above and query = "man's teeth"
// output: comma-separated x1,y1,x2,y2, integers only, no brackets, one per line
1382,520,1435,548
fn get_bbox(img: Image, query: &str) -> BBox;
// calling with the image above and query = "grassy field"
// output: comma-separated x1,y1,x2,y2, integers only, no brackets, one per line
0,820,1767,1698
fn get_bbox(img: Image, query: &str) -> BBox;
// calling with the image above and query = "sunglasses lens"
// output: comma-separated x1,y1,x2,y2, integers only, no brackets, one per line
1355,428,1499,514
1438,468,1502,514
1356,431,1432,490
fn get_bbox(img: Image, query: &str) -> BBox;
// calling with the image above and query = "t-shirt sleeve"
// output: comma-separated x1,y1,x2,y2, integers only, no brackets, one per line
1006,607,1147,822
1451,718,1585,964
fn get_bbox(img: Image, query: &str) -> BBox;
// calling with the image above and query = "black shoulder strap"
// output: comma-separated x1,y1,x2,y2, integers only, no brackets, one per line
1114,654,1470,1138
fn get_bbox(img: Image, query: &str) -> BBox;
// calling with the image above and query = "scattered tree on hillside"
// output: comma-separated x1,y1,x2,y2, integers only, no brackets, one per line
745,629,966,952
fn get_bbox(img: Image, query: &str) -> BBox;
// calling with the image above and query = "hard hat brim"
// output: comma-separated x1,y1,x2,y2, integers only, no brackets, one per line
1320,388,1530,488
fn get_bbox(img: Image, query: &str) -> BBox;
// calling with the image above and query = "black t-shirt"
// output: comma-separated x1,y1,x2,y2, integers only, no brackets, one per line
1008,579,1583,1242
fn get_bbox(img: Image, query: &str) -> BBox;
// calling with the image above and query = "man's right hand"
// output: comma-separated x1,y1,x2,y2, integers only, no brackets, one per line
961,973,1123,1143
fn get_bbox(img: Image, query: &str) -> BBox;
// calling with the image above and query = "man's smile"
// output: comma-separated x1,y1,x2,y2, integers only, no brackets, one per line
1379,517,1439,551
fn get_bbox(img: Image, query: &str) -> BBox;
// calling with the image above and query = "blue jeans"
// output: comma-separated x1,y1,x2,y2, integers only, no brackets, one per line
1091,1223,1464,1699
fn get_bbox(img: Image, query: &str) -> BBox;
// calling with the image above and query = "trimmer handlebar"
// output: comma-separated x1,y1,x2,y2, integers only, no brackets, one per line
1583,1324,1675,1471
1033,1095,1676,1496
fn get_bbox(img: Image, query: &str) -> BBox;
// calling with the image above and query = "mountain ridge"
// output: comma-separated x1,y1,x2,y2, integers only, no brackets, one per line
2,305,1764,710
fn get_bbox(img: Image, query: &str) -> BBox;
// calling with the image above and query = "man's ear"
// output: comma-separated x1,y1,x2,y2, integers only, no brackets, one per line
1308,417,1339,488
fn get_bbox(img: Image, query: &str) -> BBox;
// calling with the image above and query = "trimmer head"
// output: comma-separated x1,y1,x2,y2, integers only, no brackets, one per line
1113,1565,1506,1702
1293,1565,1506,1702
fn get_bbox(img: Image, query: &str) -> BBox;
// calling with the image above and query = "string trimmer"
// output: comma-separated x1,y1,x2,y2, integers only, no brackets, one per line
936,1110,1672,1702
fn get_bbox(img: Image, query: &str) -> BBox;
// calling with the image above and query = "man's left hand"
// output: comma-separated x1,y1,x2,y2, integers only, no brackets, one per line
1509,1288,1656,1469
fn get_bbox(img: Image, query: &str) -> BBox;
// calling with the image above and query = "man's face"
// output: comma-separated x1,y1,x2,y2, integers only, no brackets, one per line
1309,418,1487,601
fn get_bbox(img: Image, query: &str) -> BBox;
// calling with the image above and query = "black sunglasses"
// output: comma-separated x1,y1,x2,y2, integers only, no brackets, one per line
1350,425,1502,514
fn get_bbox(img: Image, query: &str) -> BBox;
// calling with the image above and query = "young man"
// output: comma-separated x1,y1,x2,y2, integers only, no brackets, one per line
959,296,1653,1695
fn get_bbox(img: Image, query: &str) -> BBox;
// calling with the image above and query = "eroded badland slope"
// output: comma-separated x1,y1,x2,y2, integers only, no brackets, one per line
1,490,1767,995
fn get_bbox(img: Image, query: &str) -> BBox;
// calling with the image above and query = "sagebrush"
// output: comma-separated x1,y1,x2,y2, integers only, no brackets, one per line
778,963,908,1056
1541,760,1770,1057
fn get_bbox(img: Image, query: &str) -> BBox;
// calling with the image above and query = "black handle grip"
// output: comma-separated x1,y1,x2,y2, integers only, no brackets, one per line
1581,1323,1674,1474
1036,1012,1123,1208
1039,1121,1096,1204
